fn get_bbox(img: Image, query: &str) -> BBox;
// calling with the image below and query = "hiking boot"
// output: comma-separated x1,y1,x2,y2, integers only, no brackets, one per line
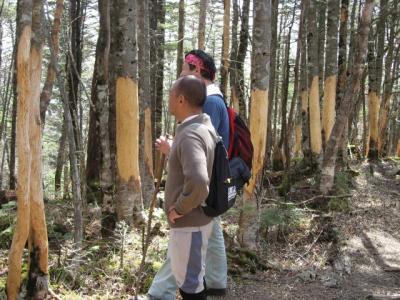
206,288,226,296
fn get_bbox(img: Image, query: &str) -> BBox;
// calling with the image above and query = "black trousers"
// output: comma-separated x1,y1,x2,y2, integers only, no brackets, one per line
179,288,207,300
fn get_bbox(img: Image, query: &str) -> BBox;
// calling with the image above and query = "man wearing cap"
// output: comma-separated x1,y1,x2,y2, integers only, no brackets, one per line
147,50,229,300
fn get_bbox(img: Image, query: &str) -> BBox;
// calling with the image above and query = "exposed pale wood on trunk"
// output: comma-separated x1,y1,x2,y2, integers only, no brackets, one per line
320,0,374,194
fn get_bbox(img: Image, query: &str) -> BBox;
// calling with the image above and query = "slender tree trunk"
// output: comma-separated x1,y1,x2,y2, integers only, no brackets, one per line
320,0,374,194
176,0,184,77
110,0,143,226
240,0,271,250
367,0,386,160
317,0,326,93
138,0,155,208
232,0,250,120
307,0,322,158
322,0,339,146
9,55,17,190
7,1,32,297
39,0,63,125
377,0,394,156
55,118,67,193
197,0,208,50
220,0,230,97
8,0,49,297
229,0,238,108
266,0,278,166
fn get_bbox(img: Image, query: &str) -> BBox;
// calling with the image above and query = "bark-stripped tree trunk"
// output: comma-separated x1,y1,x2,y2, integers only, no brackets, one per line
307,0,322,158
232,0,250,120
317,0,326,93
197,0,208,50
219,0,230,97
7,2,33,297
322,0,339,146
320,0,374,194
176,0,185,77
110,0,143,226
138,0,155,208
8,0,49,298
39,0,63,125
377,0,393,155
239,0,271,249
229,0,238,107
367,0,386,160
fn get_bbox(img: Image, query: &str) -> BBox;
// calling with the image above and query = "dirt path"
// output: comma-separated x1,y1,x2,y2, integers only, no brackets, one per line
221,160,400,300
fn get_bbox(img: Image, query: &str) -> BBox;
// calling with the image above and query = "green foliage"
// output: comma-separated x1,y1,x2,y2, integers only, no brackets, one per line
0,202,16,248
261,203,306,229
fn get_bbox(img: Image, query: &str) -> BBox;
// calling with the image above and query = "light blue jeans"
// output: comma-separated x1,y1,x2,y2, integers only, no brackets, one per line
148,217,227,300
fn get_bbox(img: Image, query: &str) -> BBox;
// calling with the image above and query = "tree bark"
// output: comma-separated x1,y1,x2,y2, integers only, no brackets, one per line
138,0,155,208
39,0,63,125
55,118,67,193
7,2,33,297
229,0,238,108
322,0,339,145
320,0,374,194
176,0,185,77
197,0,208,50
232,0,250,120
307,0,322,157
110,0,143,226
220,0,230,97
240,0,271,250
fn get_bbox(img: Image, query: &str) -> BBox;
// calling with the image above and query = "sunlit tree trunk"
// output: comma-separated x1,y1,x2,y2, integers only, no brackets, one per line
220,0,230,97
110,0,143,226
307,0,322,158
320,0,374,194
322,0,339,146
239,0,270,250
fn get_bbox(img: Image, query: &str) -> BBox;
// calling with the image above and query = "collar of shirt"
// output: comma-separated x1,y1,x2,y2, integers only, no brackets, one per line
206,83,223,97
181,114,200,124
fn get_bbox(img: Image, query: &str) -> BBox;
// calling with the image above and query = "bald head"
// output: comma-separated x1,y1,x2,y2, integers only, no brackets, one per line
172,75,207,108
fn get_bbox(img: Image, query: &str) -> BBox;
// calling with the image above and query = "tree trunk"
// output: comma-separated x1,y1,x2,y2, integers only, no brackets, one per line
229,0,238,108
176,0,184,77
55,118,67,193
367,0,386,160
307,0,322,157
266,0,278,166
232,0,250,120
8,0,49,298
7,2,33,297
320,0,374,194
197,0,208,50
219,0,230,97
377,0,394,156
39,0,63,125
138,0,155,208
110,0,143,226
240,0,271,250
322,0,339,146
317,0,326,93
9,53,17,190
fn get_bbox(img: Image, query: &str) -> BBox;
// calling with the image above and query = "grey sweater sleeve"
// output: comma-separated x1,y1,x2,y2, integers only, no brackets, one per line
174,131,210,215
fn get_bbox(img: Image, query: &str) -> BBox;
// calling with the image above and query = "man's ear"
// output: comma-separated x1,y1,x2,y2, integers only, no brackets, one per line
178,94,185,104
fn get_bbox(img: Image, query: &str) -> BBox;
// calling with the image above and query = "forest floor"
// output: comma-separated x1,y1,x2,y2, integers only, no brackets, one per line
0,158,399,300
221,158,400,300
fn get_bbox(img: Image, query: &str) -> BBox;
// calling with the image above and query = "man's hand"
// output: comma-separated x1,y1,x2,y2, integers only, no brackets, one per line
155,135,173,155
168,206,183,224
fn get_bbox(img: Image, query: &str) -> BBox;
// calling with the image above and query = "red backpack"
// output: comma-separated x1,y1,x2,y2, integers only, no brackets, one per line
226,107,254,171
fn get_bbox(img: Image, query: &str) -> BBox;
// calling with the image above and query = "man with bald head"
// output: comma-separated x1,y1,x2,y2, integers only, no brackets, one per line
160,75,216,300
